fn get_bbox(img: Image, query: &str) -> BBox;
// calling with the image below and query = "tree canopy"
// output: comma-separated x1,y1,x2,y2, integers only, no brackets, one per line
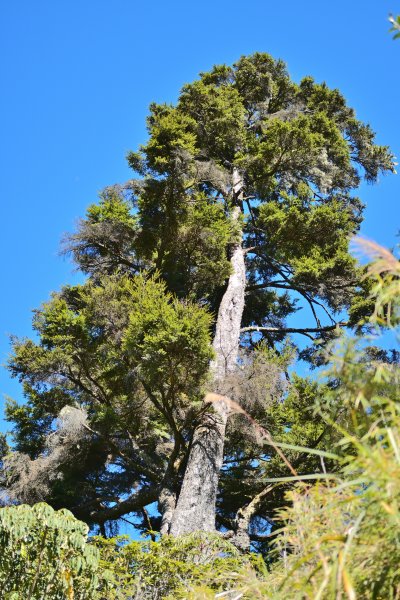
1,53,394,552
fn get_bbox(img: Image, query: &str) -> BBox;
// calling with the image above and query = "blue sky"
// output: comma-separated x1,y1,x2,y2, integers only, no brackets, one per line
0,0,399,432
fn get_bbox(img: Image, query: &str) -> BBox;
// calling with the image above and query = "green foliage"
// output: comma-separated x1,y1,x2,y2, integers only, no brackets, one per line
2,52,395,548
123,273,214,393
5,273,213,512
0,505,262,599
86,191,136,226
125,51,394,315
133,103,198,173
95,531,262,599
134,182,233,298
0,503,110,599
63,187,139,277
257,192,361,308
264,246,400,599
389,14,400,39
9,272,213,420
270,354,400,597
193,244,400,599
178,79,246,162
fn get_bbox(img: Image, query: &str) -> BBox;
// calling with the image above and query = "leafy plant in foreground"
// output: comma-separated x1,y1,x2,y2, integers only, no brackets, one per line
0,503,110,599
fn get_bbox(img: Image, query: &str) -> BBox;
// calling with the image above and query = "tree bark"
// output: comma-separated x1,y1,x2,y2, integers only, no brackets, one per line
233,485,275,551
169,168,245,536
158,484,176,535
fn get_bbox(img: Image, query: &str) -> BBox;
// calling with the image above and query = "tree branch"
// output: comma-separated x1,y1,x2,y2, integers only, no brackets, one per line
249,249,337,326
241,323,346,337
90,486,158,523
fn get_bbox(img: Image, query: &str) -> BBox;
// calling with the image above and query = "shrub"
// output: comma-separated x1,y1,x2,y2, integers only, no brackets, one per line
0,503,111,599
96,531,264,599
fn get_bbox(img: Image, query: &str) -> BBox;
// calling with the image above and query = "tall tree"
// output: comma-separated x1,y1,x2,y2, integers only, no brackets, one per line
2,53,394,548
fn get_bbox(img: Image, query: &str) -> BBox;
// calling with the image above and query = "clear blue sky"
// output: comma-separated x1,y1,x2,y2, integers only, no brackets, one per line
1,0,399,432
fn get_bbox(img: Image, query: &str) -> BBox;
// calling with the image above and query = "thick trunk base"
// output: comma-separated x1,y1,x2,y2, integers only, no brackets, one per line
169,396,229,536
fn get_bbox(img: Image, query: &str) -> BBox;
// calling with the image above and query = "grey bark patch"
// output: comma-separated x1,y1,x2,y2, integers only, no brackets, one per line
169,399,229,535
211,240,246,382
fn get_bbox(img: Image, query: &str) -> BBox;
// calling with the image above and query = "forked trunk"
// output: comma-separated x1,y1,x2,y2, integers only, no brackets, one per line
169,169,245,536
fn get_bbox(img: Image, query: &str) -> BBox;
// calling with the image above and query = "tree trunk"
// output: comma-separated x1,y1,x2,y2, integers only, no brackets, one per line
158,485,176,535
169,169,245,536
233,485,275,551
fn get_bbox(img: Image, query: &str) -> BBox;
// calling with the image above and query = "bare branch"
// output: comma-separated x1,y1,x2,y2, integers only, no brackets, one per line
91,486,159,523
241,323,346,337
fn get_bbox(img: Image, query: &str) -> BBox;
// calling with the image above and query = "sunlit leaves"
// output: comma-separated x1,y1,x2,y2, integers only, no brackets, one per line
0,503,110,599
